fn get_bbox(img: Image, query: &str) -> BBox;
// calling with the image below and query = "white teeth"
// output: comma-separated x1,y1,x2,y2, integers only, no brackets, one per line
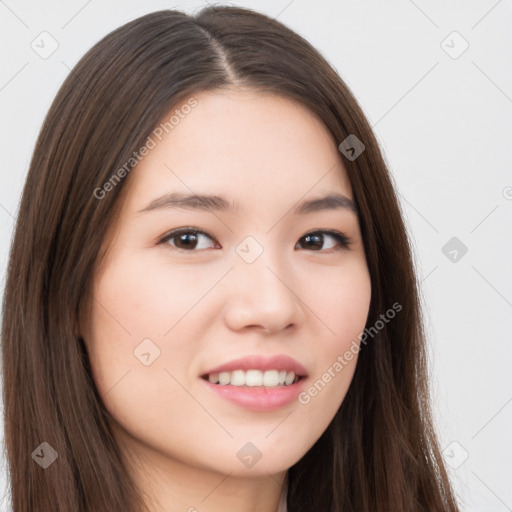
218,372,230,385
205,369,299,387
245,369,263,387
263,370,280,387
284,371,295,385
230,370,245,386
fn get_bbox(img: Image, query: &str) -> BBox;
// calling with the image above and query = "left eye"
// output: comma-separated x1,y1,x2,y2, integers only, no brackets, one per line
160,229,218,251
159,229,352,252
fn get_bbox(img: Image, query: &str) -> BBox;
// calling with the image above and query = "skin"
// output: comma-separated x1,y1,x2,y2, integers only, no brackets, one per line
81,87,372,512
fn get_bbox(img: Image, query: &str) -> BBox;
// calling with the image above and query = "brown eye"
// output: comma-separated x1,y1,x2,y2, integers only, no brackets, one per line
160,229,219,251
296,230,352,251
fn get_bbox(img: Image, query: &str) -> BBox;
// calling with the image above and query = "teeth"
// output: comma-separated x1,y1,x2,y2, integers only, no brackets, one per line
218,372,230,386
263,370,279,387
246,369,263,387
284,371,295,385
208,373,220,384
231,370,245,386
206,369,299,387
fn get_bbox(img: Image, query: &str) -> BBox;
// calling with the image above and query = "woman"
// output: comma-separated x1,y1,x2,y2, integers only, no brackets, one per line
1,5,461,511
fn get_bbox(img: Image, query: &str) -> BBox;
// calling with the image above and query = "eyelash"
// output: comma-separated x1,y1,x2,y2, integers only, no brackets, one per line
158,228,353,253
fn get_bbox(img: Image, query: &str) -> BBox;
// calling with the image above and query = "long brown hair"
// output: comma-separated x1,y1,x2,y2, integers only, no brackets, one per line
1,6,460,511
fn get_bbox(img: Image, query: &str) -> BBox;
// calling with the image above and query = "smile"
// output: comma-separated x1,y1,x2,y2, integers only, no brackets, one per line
203,369,301,387
200,354,309,411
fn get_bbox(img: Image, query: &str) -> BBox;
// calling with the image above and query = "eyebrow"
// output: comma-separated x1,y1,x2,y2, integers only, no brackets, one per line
137,192,358,215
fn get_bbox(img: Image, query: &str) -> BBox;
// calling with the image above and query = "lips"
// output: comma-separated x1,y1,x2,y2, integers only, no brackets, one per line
199,354,309,411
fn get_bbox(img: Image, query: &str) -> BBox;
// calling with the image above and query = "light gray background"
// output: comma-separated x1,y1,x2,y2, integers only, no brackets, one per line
1,1,511,511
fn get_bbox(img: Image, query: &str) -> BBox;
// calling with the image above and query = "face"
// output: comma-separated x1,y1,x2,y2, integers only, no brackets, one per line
82,88,371,479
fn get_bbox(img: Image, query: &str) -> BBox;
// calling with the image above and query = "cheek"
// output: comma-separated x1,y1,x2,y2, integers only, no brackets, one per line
87,251,213,343
83,256,181,402
294,259,371,432
83,262,201,457
83,252,218,431
304,256,372,345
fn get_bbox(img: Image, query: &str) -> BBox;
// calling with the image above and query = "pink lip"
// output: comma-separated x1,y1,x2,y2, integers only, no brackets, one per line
201,378,307,411
200,354,308,412
202,354,308,377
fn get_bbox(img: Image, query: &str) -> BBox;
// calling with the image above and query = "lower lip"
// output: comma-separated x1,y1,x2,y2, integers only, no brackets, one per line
200,378,307,411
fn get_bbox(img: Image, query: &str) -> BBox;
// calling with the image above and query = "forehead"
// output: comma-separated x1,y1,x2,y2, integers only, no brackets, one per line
122,88,352,211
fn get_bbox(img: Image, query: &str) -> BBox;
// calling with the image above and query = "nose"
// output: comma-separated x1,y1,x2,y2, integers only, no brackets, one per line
222,250,304,334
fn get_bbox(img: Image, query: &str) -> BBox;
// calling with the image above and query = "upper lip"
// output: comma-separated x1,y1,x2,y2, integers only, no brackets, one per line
202,354,308,378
